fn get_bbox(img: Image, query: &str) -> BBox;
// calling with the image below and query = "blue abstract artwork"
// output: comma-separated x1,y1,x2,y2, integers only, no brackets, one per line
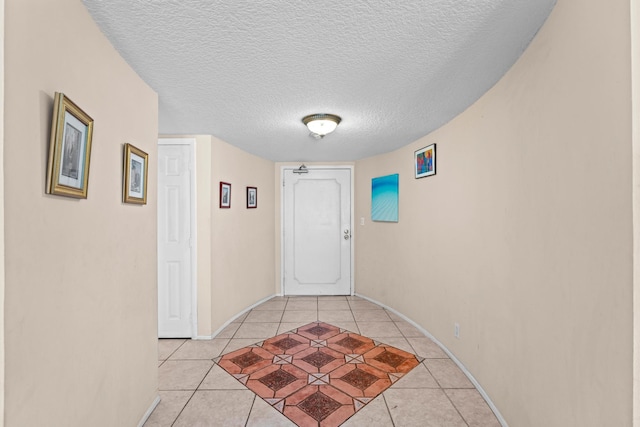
371,173,399,222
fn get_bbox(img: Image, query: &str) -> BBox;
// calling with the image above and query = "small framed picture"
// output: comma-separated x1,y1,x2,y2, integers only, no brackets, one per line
123,143,149,204
415,143,436,178
220,182,231,208
247,187,257,208
46,92,94,198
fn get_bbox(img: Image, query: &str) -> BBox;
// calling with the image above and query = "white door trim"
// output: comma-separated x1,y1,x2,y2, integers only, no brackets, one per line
158,137,198,338
280,165,355,296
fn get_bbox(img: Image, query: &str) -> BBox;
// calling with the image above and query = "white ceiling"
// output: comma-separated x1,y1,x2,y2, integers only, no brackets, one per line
82,0,556,162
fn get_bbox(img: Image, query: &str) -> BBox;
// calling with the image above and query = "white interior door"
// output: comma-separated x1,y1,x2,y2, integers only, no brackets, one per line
158,143,193,338
283,168,352,295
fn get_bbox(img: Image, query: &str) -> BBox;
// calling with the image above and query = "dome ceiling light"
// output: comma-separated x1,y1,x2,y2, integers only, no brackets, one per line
302,114,342,139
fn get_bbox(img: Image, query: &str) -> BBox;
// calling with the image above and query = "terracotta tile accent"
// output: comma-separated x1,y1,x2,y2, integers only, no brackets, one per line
335,336,364,351
306,325,333,337
274,337,306,351
293,347,345,374
373,350,405,368
246,364,308,399
259,369,298,391
330,363,392,399
302,351,337,369
339,368,378,390
297,322,341,341
364,346,420,374
218,347,273,375
326,332,376,355
298,391,342,421
231,351,263,369
218,321,420,427
263,333,310,355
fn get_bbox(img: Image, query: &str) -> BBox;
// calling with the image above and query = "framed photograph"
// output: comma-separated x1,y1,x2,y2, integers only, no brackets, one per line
220,182,231,208
46,92,94,198
371,173,399,222
415,143,436,178
123,143,149,204
247,187,257,208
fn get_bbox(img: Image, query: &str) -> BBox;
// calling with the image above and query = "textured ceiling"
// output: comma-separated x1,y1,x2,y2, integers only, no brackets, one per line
83,0,556,162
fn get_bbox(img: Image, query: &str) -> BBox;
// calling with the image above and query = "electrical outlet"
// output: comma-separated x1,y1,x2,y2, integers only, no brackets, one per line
454,323,460,338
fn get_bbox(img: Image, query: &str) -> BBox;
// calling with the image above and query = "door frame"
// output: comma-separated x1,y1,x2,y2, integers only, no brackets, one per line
157,137,198,338
280,165,355,296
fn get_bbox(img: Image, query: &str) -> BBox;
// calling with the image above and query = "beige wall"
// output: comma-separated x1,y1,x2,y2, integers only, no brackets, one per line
355,0,633,426
0,0,5,424
633,0,640,423
4,0,158,426
210,137,276,331
195,136,213,337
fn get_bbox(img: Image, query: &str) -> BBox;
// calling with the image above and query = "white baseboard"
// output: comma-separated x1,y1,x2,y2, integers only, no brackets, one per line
193,294,277,340
137,395,161,427
355,293,509,427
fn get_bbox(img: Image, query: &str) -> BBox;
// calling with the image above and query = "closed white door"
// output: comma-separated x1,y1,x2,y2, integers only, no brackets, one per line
158,144,193,338
283,168,352,295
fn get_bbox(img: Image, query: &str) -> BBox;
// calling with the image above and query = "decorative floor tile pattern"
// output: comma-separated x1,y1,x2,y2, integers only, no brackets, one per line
148,296,503,427
218,321,420,427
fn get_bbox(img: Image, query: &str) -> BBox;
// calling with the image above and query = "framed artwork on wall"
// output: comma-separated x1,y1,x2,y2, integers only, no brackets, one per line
247,187,257,208
371,173,399,222
123,143,149,204
46,92,94,198
220,182,231,208
415,143,436,178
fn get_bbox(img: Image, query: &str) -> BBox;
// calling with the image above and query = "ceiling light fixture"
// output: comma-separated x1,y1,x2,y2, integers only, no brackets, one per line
302,114,342,139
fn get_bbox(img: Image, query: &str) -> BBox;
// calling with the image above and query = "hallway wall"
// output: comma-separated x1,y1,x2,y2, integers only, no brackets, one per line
4,0,159,426
210,137,276,332
355,0,633,426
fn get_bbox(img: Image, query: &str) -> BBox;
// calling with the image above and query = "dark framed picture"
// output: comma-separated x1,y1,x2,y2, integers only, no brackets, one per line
123,143,149,204
220,182,231,208
46,92,94,198
247,187,257,208
415,143,436,178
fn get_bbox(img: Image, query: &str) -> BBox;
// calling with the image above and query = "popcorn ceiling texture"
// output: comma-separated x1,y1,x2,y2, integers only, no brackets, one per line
83,0,556,161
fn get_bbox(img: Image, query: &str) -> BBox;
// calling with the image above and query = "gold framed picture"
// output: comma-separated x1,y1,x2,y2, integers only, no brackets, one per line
46,92,94,198
123,143,149,204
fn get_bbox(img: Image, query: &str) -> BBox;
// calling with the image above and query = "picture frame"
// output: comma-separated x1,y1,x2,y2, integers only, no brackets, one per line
247,187,257,209
123,143,149,204
220,182,231,208
46,92,94,198
414,143,436,179
371,173,399,222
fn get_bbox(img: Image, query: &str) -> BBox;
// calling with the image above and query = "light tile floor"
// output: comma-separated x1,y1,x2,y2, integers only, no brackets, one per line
145,296,501,427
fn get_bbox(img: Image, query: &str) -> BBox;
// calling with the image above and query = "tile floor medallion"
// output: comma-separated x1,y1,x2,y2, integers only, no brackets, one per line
217,321,421,427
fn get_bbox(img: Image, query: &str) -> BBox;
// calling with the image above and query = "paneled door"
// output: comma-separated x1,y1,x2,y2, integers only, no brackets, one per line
157,142,193,338
283,168,352,295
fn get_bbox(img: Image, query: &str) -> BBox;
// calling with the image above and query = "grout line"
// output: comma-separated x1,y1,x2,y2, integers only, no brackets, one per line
169,389,197,427
381,393,397,427
244,394,257,427
442,388,471,427
160,339,188,362
421,360,448,391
